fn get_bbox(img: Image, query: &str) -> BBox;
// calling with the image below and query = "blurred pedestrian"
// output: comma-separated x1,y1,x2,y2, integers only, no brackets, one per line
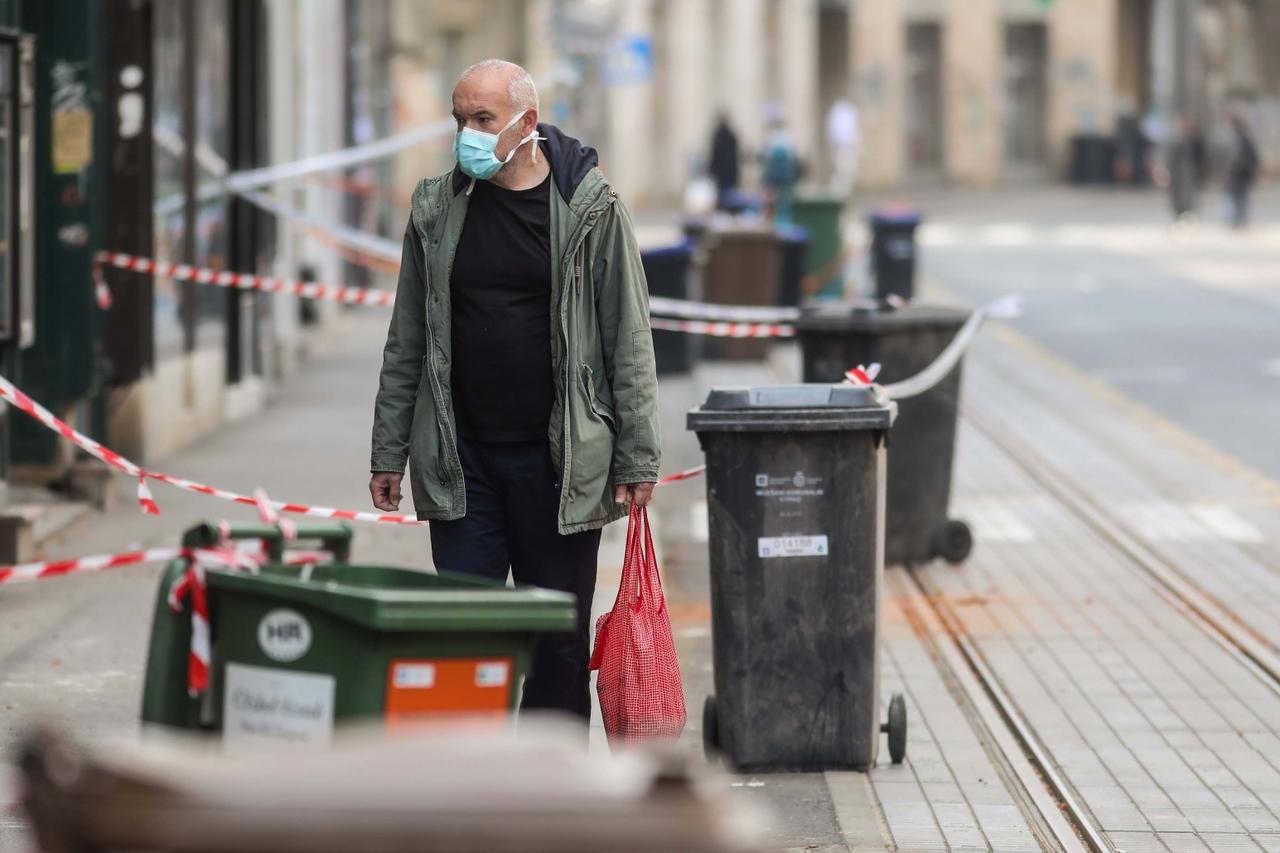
761,117,802,226
369,59,660,722
708,113,741,211
825,98,861,197
1223,111,1260,229
1168,113,1207,223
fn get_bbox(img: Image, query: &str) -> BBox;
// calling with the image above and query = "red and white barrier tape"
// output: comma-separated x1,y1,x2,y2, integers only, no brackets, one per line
97,251,812,341
656,465,706,485
0,546,189,585
843,363,881,386
648,295,800,324
95,251,395,309
649,318,795,339
0,541,335,588
0,535,337,696
0,373,425,526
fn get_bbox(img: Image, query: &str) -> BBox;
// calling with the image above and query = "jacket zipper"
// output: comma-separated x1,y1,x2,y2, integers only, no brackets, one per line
423,211,461,490
556,190,615,515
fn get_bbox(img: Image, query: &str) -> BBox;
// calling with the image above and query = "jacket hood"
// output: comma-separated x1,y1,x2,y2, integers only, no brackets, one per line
450,123,600,205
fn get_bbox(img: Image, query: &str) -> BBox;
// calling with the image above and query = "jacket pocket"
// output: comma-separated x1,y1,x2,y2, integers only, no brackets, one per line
408,356,450,513
581,365,617,435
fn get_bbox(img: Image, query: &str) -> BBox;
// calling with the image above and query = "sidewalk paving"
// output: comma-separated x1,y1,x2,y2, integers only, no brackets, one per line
6,184,1280,849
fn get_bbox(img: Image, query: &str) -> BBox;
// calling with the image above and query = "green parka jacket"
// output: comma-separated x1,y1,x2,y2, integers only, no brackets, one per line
370,124,660,534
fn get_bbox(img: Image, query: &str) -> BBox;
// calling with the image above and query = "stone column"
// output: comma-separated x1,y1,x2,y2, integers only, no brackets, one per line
660,0,714,200
1048,0,1118,171
389,0,447,190
523,0,556,93
721,0,767,174
851,0,904,188
604,0,656,205
943,0,1001,184
777,0,820,164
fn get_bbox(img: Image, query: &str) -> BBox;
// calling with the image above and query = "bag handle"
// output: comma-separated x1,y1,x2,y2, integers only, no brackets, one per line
634,504,666,612
602,501,645,614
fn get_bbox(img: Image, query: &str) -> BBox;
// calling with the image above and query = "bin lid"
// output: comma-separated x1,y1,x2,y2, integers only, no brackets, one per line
205,564,577,633
687,384,896,433
795,301,970,332
776,224,810,244
869,206,921,225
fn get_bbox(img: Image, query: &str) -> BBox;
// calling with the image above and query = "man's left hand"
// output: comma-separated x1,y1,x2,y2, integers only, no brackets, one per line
615,482,656,508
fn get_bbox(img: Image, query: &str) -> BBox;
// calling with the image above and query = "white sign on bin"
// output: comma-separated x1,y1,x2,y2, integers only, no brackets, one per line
223,663,335,752
758,535,829,559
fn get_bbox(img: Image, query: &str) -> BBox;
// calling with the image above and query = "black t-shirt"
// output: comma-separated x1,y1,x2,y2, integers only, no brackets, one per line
449,173,554,442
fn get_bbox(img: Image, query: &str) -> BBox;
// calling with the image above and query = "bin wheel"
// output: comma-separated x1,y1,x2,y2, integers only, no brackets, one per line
936,519,973,565
702,695,720,760
880,692,908,764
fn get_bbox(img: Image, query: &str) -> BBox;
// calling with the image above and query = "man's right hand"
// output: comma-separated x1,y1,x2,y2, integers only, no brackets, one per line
369,472,404,512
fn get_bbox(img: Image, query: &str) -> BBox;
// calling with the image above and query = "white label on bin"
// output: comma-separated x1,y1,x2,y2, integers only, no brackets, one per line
758,535,829,558
223,663,334,753
475,661,510,688
755,472,825,504
257,608,312,662
392,663,436,689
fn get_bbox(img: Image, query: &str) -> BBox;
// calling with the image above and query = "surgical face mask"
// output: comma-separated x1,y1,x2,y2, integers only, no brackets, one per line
454,108,540,181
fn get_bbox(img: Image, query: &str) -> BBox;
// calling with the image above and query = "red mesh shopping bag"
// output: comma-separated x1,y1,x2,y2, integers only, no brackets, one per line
589,503,687,746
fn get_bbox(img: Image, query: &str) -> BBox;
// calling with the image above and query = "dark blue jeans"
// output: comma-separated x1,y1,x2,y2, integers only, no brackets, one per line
429,437,601,720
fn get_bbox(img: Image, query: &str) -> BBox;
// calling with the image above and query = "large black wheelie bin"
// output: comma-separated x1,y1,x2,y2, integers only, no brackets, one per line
688,384,906,772
796,302,973,566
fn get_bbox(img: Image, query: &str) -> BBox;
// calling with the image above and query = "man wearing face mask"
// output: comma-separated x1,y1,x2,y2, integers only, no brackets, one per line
369,60,660,721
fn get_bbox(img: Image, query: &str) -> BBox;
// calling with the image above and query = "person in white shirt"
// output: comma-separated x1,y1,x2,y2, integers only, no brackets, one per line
826,99,861,197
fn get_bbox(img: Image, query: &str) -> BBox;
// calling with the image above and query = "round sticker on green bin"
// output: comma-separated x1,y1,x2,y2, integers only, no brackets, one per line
258,609,313,662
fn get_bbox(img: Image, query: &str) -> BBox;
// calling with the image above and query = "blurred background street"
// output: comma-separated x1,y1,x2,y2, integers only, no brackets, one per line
0,1,1277,851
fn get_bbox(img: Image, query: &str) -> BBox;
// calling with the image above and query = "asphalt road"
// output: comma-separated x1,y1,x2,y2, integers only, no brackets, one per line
877,185,1280,482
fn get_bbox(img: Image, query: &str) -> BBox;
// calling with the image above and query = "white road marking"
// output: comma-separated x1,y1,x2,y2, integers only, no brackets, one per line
1185,503,1265,544
1119,501,1263,543
980,223,1035,246
958,499,1036,543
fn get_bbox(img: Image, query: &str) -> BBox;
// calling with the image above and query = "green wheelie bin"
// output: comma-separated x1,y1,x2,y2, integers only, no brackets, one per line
141,523,577,746
792,192,845,299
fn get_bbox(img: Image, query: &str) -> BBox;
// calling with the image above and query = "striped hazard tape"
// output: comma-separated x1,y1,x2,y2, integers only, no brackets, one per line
0,373,425,526
844,363,882,385
649,318,795,339
97,251,808,338
95,251,395,310
657,465,706,485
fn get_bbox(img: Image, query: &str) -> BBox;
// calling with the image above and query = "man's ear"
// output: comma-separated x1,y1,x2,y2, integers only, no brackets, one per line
524,108,539,135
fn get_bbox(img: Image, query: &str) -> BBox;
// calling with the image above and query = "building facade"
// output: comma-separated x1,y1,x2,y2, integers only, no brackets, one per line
364,0,1275,202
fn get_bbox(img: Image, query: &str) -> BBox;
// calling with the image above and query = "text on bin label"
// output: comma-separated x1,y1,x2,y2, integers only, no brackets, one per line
392,663,436,689
758,535,829,558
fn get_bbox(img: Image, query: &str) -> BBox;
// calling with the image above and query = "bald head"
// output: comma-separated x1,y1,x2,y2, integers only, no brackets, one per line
451,59,541,165
456,59,538,113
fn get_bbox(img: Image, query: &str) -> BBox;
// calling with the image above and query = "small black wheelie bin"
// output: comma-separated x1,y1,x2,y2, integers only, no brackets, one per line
688,384,906,772
868,208,921,302
642,241,697,375
796,302,973,566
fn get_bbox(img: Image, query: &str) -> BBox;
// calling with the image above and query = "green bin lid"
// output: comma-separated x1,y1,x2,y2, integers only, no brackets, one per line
205,564,577,633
